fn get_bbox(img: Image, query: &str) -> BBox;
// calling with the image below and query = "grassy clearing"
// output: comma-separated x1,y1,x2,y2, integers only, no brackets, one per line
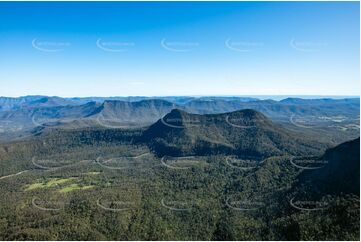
24,178,75,191
83,172,101,175
58,184,95,193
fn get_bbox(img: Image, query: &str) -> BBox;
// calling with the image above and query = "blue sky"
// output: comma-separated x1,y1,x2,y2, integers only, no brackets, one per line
0,1,359,97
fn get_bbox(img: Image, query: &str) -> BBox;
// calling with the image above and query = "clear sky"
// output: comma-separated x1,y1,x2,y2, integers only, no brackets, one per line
0,1,359,97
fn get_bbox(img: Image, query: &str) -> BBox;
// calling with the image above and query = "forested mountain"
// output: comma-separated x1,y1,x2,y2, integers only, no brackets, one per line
273,138,360,240
296,137,360,196
143,109,327,157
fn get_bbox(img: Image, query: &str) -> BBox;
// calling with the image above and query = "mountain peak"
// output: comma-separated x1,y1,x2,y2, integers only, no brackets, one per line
165,108,190,117
226,108,265,118
143,108,326,157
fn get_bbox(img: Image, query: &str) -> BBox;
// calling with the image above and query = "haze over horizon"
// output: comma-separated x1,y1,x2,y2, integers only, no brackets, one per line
0,1,359,97
0,94,360,101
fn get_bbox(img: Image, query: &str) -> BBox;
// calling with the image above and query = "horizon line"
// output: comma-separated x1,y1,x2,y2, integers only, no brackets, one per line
1,94,359,99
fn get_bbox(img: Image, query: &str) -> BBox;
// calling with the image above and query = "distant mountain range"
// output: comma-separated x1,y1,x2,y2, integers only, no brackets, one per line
0,96,358,120
0,96,359,144
0,95,358,112
0,96,258,111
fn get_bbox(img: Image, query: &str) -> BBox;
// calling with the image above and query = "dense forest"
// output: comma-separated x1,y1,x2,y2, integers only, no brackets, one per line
0,109,359,240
